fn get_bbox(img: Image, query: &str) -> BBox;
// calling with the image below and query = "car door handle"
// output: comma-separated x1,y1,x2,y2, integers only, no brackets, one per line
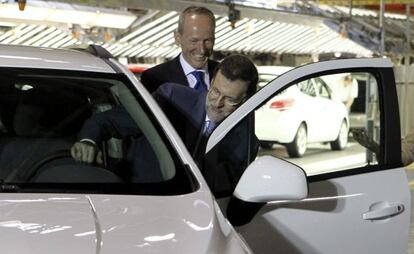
363,202,404,220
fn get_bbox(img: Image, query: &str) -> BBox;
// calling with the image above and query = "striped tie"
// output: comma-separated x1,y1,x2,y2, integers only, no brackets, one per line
192,71,207,92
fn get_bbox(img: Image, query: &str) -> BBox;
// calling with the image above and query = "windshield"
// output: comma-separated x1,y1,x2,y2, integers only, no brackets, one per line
0,68,195,195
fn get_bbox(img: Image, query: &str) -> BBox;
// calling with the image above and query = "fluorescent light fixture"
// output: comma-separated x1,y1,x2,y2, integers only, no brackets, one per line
25,26,57,45
153,34,174,47
120,12,177,43
232,20,272,51
123,44,149,57
41,31,67,47
141,17,177,44
165,48,180,59
145,46,173,58
12,25,46,44
114,44,135,56
51,36,73,48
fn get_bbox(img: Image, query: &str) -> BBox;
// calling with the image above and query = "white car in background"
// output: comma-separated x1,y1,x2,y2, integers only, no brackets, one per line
255,66,349,157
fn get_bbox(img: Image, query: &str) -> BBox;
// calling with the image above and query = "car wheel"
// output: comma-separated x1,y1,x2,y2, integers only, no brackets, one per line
286,123,307,158
330,120,348,150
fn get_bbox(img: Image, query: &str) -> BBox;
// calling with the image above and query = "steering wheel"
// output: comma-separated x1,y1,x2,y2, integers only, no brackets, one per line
4,149,73,182
7,149,121,183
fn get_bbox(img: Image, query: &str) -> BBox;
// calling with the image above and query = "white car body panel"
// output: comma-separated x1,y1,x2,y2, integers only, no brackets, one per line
0,192,252,254
234,156,308,202
212,58,410,253
236,167,411,254
0,45,115,73
0,194,96,253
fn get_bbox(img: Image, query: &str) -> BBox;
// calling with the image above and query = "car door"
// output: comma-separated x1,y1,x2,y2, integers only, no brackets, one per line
207,58,410,254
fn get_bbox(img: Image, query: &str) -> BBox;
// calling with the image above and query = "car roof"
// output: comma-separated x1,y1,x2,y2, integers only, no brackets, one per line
0,44,115,73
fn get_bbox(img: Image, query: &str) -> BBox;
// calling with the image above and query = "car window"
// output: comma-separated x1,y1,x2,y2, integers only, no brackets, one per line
314,78,331,99
0,68,195,195
298,80,316,97
255,71,381,176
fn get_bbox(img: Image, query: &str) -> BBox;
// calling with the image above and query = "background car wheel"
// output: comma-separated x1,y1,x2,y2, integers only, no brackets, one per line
330,120,348,150
260,141,274,149
286,123,307,158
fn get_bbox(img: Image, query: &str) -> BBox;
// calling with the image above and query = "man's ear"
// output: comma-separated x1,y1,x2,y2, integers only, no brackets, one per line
174,30,181,46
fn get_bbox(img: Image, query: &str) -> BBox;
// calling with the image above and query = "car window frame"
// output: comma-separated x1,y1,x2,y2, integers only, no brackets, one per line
206,58,402,182
0,67,199,195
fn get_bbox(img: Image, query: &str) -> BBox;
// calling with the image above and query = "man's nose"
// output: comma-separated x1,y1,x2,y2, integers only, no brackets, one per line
197,41,206,53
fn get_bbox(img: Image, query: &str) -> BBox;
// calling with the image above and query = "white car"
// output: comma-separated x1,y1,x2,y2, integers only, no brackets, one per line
0,45,409,254
255,68,349,157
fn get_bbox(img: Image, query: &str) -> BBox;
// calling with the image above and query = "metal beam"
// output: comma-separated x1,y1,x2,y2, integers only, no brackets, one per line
48,0,325,27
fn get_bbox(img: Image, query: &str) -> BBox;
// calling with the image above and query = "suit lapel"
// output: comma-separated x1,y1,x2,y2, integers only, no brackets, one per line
207,59,219,78
168,56,189,86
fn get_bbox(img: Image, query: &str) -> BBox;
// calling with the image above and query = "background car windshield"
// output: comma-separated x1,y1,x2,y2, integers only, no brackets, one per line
0,68,194,195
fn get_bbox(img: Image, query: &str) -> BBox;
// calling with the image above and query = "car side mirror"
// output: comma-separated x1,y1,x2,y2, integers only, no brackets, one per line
235,155,308,202
227,156,308,226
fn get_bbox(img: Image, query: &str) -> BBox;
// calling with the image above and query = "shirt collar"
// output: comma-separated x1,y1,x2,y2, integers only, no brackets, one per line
205,114,211,123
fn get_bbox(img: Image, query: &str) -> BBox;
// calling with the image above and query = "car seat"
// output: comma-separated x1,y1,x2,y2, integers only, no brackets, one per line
0,87,93,182
0,88,72,181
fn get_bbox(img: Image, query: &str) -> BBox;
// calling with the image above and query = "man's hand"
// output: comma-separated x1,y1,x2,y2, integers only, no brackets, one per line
71,141,103,165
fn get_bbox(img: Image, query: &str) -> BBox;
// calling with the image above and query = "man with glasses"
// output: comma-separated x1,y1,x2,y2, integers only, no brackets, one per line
153,54,257,161
71,55,258,195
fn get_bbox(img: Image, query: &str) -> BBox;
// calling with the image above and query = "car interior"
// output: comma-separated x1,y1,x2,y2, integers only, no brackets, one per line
0,69,194,194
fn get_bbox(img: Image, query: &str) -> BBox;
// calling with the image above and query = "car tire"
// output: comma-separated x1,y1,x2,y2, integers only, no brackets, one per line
286,123,307,158
330,120,348,150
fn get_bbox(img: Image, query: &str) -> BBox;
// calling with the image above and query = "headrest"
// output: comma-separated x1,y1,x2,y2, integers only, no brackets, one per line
13,89,57,137
12,88,91,138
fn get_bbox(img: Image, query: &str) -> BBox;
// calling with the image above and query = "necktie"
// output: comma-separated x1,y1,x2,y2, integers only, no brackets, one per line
192,71,207,92
203,120,216,136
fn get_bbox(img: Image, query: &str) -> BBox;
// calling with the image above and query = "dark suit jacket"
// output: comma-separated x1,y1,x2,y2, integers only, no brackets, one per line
140,55,219,93
79,83,258,195
78,106,161,183
152,83,206,154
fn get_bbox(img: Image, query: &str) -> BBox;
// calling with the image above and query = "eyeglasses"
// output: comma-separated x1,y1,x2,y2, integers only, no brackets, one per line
208,87,245,107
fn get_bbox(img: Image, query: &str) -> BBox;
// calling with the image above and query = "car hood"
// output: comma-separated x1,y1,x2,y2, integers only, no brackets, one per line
0,192,250,254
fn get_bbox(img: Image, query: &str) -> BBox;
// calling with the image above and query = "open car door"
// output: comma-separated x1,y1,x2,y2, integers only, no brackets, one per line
207,58,411,254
